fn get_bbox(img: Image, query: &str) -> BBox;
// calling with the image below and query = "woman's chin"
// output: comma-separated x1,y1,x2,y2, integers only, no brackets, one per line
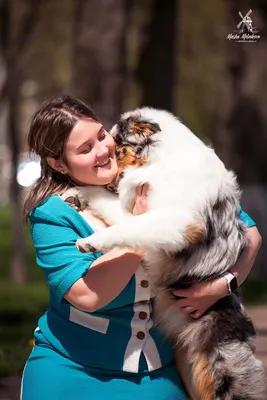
96,165,118,185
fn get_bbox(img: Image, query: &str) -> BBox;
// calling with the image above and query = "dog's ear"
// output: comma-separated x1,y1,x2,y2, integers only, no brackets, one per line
114,116,160,140
117,118,129,133
128,119,161,136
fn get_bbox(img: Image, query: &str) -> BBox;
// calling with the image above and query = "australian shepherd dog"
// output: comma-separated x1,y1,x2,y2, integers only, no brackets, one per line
62,108,266,400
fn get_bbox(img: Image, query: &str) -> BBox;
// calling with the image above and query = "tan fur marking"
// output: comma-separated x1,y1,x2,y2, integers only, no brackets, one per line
184,223,206,245
129,121,157,136
175,346,196,400
111,145,147,189
116,145,147,165
192,353,214,400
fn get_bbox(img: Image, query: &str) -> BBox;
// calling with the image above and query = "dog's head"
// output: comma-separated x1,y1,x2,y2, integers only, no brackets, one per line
110,109,161,150
107,109,161,193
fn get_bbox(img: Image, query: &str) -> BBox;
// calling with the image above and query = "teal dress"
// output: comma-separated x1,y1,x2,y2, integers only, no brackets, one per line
20,196,255,400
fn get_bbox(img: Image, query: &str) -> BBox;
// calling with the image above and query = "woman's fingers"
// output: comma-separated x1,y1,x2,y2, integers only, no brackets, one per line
135,185,143,197
140,183,149,197
180,306,197,315
173,288,193,298
177,305,201,319
173,297,191,308
132,184,149,215
190,310,201,319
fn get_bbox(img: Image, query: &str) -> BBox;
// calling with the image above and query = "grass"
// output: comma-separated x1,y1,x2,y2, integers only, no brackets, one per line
0,206,266,377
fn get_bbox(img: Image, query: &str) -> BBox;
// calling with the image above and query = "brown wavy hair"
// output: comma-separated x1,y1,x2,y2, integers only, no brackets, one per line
22,95,99,224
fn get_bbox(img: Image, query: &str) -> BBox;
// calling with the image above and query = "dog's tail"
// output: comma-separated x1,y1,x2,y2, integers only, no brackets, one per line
187,345,266,400
177,302,267,400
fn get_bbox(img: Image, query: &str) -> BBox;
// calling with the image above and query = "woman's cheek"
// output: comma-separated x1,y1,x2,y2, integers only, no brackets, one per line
79,154,95,167
106,135,115,151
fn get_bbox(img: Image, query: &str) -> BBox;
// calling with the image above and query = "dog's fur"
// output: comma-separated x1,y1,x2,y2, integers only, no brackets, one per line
62,108,266,400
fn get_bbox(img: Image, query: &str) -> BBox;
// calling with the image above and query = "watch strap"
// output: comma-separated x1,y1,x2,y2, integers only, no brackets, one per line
221,271,238,295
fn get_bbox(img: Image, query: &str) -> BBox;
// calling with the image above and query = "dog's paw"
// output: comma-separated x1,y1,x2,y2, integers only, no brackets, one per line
61,188,88,211
76,238,97,253
61,187,79,200
76,233,111,253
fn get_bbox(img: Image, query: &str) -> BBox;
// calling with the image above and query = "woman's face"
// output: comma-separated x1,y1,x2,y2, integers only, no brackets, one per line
64,118,118,186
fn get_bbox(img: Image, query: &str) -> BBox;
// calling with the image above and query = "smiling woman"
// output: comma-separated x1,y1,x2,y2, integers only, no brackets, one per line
21,95,188,400
47,119,118,186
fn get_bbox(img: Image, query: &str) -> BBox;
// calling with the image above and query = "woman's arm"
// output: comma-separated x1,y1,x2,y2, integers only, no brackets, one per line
65,185,150,312
228,226,262,286
172,226,262,318
65,247,143,312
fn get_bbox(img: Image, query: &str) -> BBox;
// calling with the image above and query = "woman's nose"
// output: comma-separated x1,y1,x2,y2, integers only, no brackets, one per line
95,141,109,157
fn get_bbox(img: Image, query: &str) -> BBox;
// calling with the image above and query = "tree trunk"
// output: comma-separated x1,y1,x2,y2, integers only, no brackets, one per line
0,0,44,283
214,1,267,277
3,0,26,284
7,69,26,284
0,0,7,99
137,0,178,112
214,1,267,183
72,0,128,129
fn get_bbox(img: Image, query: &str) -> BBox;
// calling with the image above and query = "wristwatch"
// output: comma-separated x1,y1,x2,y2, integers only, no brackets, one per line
221,271,238,295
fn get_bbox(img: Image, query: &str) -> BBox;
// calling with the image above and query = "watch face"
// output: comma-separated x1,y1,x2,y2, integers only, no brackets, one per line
230,276,238,292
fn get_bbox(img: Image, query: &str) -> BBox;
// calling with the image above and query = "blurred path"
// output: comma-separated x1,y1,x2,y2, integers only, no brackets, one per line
0,304,266,400
247,304,267,373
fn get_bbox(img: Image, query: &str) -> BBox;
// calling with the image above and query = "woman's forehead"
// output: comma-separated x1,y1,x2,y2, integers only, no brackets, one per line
66,118,102,150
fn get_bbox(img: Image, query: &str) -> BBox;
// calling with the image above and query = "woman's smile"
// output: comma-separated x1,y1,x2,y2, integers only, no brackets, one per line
94,157,111,168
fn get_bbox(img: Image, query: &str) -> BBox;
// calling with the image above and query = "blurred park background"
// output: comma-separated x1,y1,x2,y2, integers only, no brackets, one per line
0,0,267,397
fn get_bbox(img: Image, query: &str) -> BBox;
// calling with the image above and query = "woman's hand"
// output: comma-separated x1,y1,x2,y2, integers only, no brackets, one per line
172,226,261,319
172,277,229,319
132,184,149,216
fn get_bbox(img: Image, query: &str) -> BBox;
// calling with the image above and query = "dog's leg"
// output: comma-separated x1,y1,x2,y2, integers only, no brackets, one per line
76,209,206,253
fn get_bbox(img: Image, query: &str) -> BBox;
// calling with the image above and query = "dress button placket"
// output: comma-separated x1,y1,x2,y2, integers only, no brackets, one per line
140,280,149,288
131,267,151,356
135,269,150,342
123,265,157,373
139,311,147,320
137,331,145,340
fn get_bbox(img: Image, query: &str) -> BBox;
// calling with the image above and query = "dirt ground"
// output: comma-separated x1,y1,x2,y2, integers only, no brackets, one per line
0,305,266,400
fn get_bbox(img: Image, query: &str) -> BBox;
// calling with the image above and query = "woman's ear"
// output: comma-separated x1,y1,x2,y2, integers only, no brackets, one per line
47,157,68,174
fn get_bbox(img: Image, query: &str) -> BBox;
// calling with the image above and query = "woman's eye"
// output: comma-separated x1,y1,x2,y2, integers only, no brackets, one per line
99,132,106,141
81,145,91,154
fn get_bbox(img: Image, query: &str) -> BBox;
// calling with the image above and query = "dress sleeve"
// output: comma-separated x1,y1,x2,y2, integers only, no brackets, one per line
29,200,99,304
238,205,256,228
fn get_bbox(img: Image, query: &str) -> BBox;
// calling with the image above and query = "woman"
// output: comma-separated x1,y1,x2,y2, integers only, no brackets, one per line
21,95,261,400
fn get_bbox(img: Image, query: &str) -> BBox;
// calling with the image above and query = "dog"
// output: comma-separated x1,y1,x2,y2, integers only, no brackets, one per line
62,107,266,400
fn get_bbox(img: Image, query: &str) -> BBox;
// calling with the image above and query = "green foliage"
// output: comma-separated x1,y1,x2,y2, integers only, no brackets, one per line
0,206,43,282
177,0,227,139
242,278,267,305
0,206,48,377
0,282,48,376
